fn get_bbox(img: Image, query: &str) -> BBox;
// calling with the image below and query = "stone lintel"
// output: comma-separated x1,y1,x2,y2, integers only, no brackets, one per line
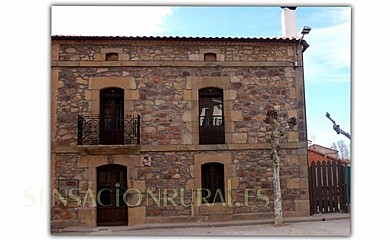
54,142,301,154
197,144,228,151
121,61,138,66
139,142,301,152
53,146,79,153
101,61,121,67
81,61,102,67
77,145,140,155
101,48,124,54
57,61,80,66
89,76,136,90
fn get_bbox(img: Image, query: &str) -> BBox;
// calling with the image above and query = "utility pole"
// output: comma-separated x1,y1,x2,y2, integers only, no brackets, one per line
264,109,297,226
325,112,351,140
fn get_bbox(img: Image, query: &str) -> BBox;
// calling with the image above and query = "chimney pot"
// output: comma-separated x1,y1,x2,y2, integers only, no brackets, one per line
281,7,297,38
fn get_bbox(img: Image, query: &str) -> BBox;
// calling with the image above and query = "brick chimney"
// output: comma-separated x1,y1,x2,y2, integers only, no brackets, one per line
281,7,297,38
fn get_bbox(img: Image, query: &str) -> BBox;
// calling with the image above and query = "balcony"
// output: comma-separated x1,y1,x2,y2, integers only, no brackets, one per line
77,114,140,146
199,115,225,144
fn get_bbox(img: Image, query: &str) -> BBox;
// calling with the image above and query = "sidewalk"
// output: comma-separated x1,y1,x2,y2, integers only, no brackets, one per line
52,213,350,234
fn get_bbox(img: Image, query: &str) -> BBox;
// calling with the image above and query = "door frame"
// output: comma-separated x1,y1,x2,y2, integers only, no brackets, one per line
99,87,124,145
96,164,128,226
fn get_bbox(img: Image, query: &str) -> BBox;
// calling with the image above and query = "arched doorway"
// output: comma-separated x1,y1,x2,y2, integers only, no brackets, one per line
96,164,128,226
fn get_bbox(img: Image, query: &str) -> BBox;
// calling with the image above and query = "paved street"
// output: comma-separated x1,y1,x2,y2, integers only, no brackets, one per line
61,218,350,236
118,219,350,236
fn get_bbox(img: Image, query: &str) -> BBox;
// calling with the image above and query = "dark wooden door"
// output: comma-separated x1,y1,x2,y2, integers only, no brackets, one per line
100,88,124,145
96,164,128,226
201,162,225,203
199,88,225,144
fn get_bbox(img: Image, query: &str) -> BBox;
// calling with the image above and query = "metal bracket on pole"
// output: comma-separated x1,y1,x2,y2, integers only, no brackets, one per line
326,112,351,140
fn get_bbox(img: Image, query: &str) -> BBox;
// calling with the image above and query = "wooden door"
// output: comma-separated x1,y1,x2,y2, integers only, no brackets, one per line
100,88,124,145
96,164,128,226
201,162,225,203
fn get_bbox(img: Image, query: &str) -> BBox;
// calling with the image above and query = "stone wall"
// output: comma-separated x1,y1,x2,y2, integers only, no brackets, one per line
57,42,296,62
51,37,309,228
55,65,300,146
50,149,308,226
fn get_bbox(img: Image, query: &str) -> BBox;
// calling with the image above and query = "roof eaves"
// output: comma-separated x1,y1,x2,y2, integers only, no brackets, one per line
51,35,301,42
308,149,339,161
309,144,338,153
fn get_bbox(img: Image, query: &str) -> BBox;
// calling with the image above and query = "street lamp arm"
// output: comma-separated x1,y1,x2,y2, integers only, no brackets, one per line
338,129,351,140
326,112,336,125
326,112,351,140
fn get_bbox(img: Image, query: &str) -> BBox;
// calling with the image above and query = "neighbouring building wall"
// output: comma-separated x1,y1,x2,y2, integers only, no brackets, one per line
308,149,350,167
51,37,309,228
308,144,339,159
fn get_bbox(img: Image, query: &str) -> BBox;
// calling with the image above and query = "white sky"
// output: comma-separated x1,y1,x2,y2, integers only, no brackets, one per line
51,6,174,36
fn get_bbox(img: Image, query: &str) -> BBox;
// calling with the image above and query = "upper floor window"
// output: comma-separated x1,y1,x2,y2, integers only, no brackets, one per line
100,88,124,144
204,53,217,61
106,52,119,61
77,86,141,146
199,88,225,144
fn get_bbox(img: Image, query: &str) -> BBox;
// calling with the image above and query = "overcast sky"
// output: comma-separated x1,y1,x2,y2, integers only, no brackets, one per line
52,6,351,148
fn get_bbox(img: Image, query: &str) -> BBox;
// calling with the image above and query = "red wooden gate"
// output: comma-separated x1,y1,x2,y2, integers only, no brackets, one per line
308,160,349,215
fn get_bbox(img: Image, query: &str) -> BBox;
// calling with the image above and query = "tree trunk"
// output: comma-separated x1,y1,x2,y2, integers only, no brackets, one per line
271,119,284,226
264,110,293,227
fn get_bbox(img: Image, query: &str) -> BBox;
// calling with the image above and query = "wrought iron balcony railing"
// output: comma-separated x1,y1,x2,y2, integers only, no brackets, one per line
77,114,140,145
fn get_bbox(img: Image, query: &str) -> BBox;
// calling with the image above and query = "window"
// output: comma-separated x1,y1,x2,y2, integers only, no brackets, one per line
100,88,124,144
78,84,140,146
199,88,225,144
106,52,119,61
204,52,217,61
201,162,225,204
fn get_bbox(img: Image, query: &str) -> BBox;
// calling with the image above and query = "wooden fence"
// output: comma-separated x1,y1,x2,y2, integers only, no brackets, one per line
308,160,350,215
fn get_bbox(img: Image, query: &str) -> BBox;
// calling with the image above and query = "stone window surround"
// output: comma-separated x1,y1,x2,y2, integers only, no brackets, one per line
186,76,239,145
86,77,138,114
85,76,242,145
193,152,235,216
200,162,225,202
78,154,146,226
189,48,225,61
100,47,129,61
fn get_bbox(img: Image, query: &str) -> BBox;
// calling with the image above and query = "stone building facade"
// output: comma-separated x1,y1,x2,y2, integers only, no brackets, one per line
51,35,310,229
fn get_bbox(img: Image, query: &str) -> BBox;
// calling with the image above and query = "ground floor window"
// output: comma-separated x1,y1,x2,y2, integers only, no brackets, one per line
201,162,225,204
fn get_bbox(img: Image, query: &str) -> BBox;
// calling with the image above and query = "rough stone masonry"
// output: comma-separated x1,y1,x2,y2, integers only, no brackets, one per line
51,36,309,229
